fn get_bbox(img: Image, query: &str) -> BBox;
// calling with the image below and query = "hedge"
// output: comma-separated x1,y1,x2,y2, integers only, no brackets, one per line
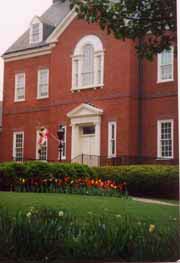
0,162,179,199
93,165,179,199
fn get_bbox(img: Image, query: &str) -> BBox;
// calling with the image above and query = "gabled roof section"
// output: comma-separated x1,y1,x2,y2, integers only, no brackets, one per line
3,0,71,56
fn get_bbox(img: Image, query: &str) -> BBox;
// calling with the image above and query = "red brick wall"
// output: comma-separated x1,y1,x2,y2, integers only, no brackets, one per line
141,54,178,161
0,18,178,163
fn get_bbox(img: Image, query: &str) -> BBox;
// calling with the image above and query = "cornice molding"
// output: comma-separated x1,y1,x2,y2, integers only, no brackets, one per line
3,45,55,62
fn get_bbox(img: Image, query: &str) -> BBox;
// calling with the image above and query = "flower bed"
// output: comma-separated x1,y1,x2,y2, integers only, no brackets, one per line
0,162,178,198
0,207,178,262
16,176,128,197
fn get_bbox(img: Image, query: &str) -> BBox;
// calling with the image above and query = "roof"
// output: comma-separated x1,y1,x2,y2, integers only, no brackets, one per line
4,0,71,55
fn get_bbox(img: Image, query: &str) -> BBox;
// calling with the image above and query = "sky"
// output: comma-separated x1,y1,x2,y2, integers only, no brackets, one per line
0,0,52,101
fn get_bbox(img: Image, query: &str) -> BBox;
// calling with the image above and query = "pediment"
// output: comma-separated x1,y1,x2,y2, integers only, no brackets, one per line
31,16,42,25
67,103,103,118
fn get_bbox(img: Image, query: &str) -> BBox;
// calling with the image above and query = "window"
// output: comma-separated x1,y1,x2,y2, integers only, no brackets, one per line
58,126,67,160
96,55,102,85
108,122,117,158
81,126,95,136
82,44,94,86
157,120,174,159
37,69,49,99
30,21,43,44
158,47,174,83
72,35,104,90
36,130,48,161
15,73,25,102
13,132,24,162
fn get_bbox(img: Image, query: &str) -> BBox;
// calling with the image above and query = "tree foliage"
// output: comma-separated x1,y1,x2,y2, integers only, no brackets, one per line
69,0,177,60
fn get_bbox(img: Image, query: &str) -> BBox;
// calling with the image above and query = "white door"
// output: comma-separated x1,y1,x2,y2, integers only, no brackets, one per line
80,126,99,166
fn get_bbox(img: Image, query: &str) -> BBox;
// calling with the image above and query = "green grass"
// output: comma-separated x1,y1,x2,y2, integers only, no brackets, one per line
0,192,178,224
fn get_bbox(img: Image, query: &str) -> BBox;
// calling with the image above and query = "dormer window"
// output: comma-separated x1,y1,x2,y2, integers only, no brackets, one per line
30,17,43,44
32,23,41,43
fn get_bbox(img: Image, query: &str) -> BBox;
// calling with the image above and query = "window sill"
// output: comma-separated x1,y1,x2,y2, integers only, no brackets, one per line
14,99,25,103
36,96,49,100
156,157,174,161
157,79,174,84
72,84,104,92
58,158,66,161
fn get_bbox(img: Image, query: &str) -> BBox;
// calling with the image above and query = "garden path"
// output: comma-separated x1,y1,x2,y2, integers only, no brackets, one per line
132,197,179,207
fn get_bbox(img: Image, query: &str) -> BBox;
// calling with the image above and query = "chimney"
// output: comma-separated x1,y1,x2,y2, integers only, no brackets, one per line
53,0,64,3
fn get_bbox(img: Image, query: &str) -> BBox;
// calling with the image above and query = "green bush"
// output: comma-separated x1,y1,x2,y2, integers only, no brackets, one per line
0,207,179,261
0,162,178,199
93,165,179,199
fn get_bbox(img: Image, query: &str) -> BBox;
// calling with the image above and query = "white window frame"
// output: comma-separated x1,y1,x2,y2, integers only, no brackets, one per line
15,73,25,102
157,119,174,159
58,126,67,161
37,68,49,99
13,131,24,162
157,46,174,83
36,130,48,161
72,35,104,91
108,121,117,158
30,21,43,44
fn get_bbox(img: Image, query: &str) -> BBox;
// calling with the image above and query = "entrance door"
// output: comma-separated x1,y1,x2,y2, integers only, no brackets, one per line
80,126,99,166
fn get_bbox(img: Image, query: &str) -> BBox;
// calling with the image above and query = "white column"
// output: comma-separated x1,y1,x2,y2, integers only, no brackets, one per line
71,124,79,160
95,121,101,156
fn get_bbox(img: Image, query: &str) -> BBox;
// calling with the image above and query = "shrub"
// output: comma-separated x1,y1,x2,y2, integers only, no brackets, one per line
93,165,179,199
0,162,178,199
0,207,179,261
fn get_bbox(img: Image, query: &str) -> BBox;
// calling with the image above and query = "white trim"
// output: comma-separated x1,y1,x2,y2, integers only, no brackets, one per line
73,35,104,55
14,73,26,102
3,46,54,62
157,46,174,83
157,119,174,159
13,131,24,162
62,125,67,160
46,9,77,44
29,17,43,45
72,35,104,91
67,103,103,118
58,125,67,160
71,84,104,92
37,68,49,99
3,9,76,61
108,121,117,158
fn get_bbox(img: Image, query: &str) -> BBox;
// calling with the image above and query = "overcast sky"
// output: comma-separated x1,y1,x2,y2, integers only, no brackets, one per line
0,0,52,100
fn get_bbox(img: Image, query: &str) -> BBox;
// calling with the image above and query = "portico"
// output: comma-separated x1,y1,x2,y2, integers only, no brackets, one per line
67,103,103,165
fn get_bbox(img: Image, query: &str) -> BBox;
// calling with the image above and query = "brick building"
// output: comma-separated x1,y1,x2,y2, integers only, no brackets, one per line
0,0,178,165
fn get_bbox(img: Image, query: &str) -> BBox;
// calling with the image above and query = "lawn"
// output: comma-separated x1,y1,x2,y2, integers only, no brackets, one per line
0,192,178,224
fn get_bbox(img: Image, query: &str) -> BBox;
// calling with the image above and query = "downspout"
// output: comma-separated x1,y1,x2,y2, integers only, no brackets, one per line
137,38,144,163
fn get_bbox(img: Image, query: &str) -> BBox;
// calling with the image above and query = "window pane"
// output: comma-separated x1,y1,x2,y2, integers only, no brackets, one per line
32,23,40,43
160,48,173,81
108,122,117,157
38,69,49,98
82,126,95,135
97,55,102,84
14,133,24,162
82,44,94,86
16,74,25,101
37,131,48,161
159,121,173,158
74,60,79,87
